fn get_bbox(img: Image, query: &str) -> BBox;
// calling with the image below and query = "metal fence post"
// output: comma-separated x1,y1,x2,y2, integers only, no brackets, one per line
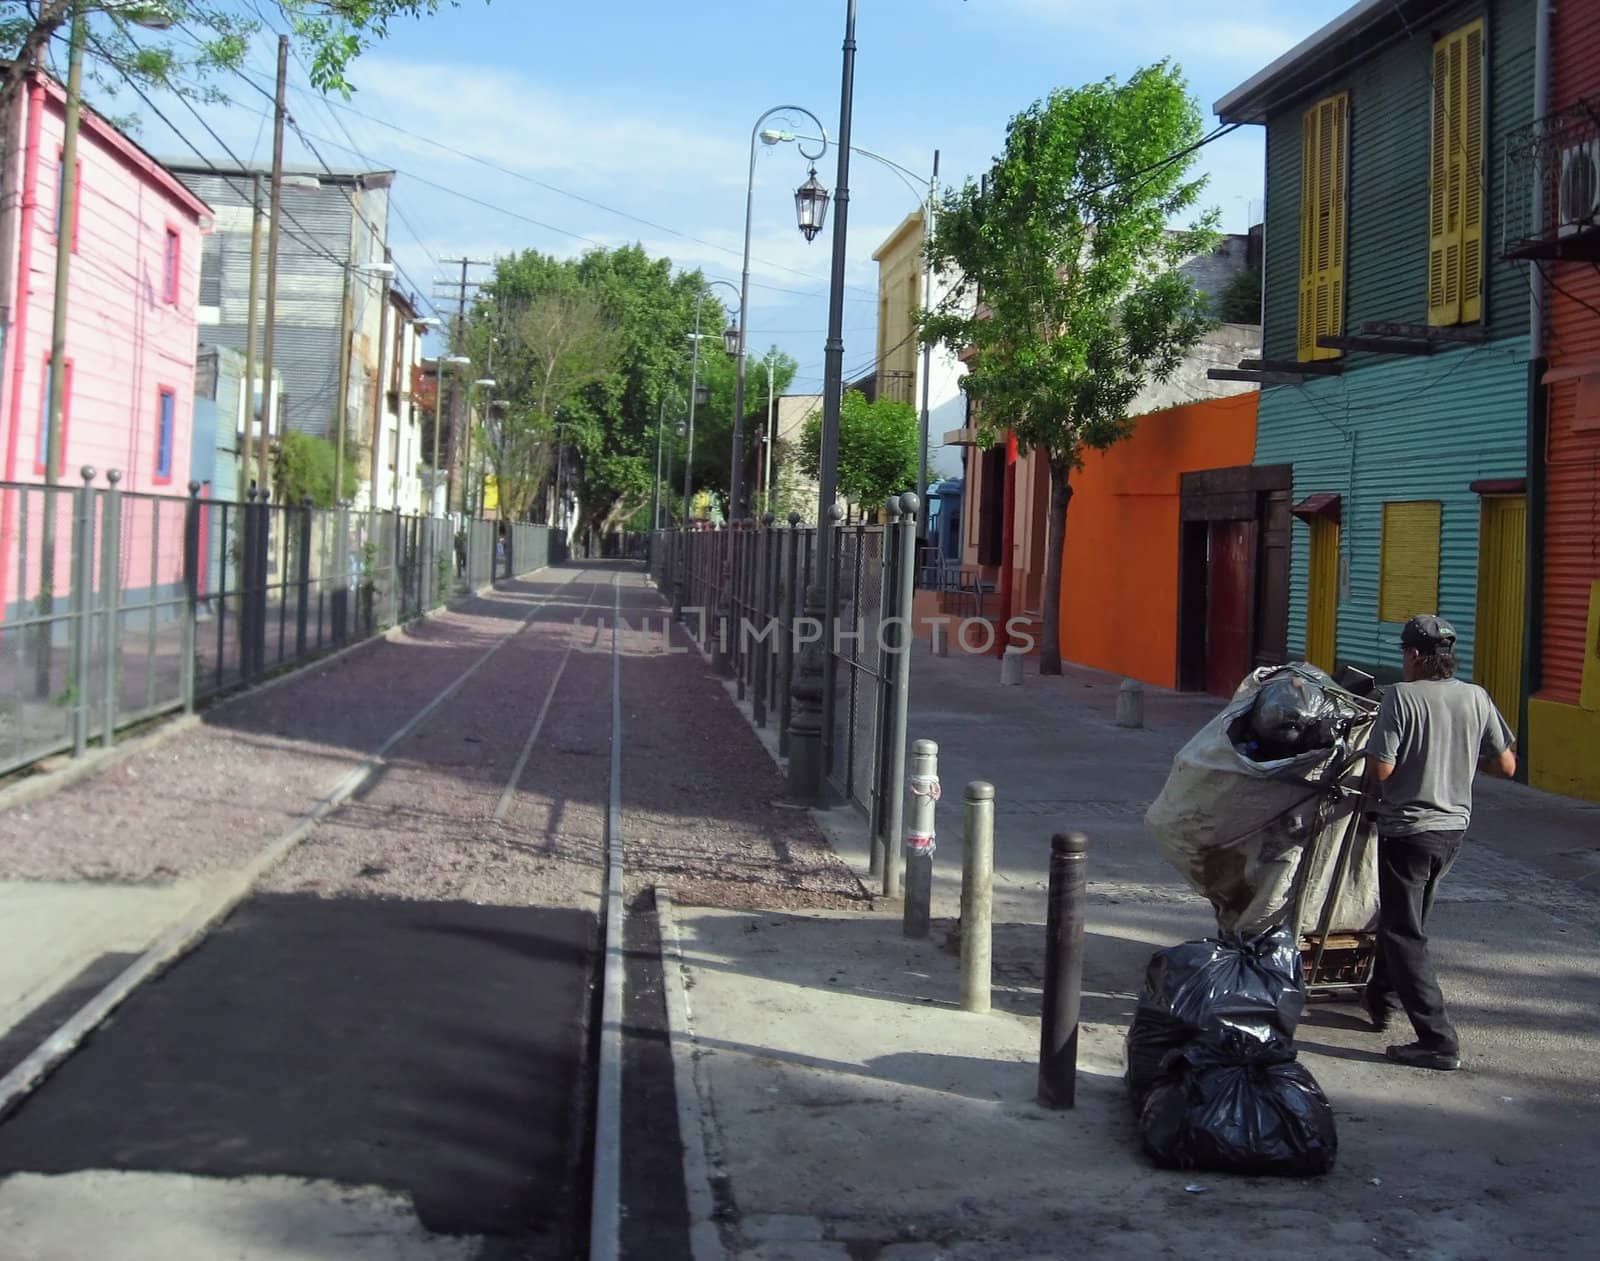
99,470,123,750
779,513,800,758
181,482,201,715
754,515,773,726
903,739,939,938
295,497,312,657
881,494,918,896
1039,832,1089,1109
69,466,97,757
820,504,843,784
960,780,995,1014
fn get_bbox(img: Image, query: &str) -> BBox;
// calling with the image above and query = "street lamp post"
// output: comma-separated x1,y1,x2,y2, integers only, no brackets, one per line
730,107,827,520
787,0,858,804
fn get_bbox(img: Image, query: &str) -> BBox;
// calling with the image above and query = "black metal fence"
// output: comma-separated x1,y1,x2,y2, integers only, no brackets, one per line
0,467,551,779
647,503,919,859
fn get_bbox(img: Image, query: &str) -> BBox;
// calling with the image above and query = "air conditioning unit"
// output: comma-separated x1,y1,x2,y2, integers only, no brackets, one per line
1557,140,1600,236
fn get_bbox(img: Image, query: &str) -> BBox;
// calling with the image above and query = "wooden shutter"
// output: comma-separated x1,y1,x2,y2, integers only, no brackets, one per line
1298,93,1348,362
1428,21,1485,326
1379,501,1443,623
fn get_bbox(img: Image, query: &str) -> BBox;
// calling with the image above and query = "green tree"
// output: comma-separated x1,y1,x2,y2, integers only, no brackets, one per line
1217,261,1262,324
921,62,1217,674
2,3,476,109
797,389,918,520
272,430,356,506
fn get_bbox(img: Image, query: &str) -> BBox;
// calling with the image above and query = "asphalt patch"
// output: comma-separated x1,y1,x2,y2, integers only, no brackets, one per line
0,894,593,1247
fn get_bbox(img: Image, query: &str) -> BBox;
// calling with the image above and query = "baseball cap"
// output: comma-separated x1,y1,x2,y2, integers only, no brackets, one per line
1400,614,1456,651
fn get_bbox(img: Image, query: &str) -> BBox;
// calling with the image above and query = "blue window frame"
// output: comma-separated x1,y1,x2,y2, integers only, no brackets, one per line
156,388,176,480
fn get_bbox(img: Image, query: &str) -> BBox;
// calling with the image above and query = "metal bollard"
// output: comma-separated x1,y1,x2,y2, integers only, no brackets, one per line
930,620,949,657
960,781,995,1013
1116,678,1144,729
1038,832,1089,1109
903,740,939,939
1001,646,1024,686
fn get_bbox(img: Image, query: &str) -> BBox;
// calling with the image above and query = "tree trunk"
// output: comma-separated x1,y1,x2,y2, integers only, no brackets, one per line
1038,458,1073,676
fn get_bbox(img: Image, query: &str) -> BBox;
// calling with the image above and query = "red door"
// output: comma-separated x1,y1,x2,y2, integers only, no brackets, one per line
1205,520,1255,697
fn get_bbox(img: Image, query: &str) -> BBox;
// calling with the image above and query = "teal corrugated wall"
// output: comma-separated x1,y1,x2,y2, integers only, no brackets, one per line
1254,0,1535,680
1256,339,1528,680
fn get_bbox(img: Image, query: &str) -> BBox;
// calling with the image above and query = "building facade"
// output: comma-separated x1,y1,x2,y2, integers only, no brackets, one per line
871,211,965,485
168,161,392,488
1217,0,1536,727
1505,2,1600,800
0,73,211,613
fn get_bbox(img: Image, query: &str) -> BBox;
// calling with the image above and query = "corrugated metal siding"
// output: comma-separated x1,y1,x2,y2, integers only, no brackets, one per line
1256,339,1528,679
172,170,366,443
1541,380,1600,699
1474,492,1525,724
1262,1,1535,361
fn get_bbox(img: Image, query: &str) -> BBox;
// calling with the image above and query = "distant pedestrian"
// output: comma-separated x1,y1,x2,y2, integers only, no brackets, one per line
1363,614,1516,1071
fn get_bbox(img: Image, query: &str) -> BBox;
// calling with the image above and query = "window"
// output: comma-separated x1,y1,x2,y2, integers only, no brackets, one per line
1297,93,1349,362
1379,501,1443,623
1428,20,1485,326
36,356,72,475
155,387,176,482
163,228,181,305
198,240,222,307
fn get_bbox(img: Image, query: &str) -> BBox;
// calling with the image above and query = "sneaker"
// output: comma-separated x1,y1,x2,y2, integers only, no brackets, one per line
1386,1042,1461,1071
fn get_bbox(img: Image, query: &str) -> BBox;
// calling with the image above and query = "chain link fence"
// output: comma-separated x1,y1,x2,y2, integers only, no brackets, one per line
0,469,551,779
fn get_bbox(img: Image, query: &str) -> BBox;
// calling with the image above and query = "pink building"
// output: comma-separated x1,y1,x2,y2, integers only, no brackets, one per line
0,71,211,611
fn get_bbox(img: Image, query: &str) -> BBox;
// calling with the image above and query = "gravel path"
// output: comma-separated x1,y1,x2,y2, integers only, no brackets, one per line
0,574,579,883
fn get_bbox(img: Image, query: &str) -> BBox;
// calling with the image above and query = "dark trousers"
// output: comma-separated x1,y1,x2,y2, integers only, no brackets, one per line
1366,830,1463,1053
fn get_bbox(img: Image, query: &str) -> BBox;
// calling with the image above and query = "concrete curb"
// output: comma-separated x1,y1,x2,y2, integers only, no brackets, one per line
655,887,730,1261
0,569,548,815
589,575,626,1261
0,567,582,1122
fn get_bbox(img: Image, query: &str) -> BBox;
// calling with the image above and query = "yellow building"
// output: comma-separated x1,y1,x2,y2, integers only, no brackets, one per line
870,212,926,407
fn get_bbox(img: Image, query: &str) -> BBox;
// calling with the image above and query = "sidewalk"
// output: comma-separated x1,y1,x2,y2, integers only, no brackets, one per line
662,646,1600,1260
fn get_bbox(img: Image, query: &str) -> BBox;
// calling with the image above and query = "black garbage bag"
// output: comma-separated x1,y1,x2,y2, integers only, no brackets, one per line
1246,672,1343,760
1124,926,1305,1107
1139,1028,1337,1177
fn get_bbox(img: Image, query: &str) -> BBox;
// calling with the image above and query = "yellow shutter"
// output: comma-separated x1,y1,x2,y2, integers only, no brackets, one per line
1429,21,1485,326
1460,21,1485,323
1298,108,1317,361
1379,501,1443,623
1298,93,1348,362
1306,518,1340,671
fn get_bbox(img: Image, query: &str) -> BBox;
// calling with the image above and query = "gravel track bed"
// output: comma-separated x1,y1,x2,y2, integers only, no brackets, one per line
613,572,869,912
263,574,615,908
0,574,577,883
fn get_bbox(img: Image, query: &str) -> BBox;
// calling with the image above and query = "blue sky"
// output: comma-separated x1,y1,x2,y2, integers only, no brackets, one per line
122,0,1353,394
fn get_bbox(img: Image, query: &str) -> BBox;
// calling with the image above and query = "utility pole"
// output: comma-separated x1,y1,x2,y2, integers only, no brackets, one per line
241,172,263,497
334,256,355,506
434,257,490,512
764,349,777,509
259,35,290,496
367,246,393,509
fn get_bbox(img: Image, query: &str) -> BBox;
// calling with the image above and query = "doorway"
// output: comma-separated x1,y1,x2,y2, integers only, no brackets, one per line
1305,518,1340,672
1205,520,1257,696
1474,494,1526,730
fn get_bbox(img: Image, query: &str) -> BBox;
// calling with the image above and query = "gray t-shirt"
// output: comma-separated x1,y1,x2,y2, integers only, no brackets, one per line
1367,678,1514,836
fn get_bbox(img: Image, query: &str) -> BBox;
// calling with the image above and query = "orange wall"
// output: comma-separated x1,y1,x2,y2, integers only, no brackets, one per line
1058,393,1258,688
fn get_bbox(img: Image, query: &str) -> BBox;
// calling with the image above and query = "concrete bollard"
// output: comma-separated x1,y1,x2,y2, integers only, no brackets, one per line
930,621,949,657
1038,832,1089,1109
1001,646,1024,686
1116,678,1144,729
903,740,940,939
960,781,995,1013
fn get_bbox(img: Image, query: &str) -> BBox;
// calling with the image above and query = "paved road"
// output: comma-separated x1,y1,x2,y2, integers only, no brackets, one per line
0,561,863,1260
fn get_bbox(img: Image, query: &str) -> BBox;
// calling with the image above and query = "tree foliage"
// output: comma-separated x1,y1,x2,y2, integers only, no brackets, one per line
921,62,1218,672
797,389,918,519
1,2,473,109
272,430,356,506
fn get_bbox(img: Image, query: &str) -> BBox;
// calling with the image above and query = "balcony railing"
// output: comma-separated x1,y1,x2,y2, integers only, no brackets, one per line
1502,96,1600,262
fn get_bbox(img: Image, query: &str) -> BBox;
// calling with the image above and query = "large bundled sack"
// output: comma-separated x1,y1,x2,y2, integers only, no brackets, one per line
1124,927,1305,1107
1145,664,1379,938
1139,1027,1338,1177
